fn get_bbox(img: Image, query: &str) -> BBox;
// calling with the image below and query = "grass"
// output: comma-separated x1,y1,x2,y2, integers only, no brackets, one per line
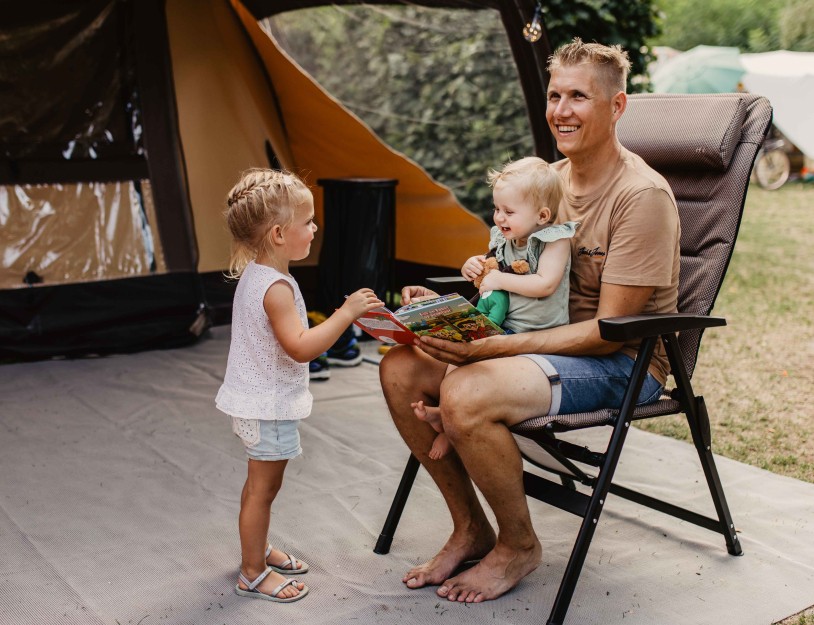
632,182,814,625
637,182,814,483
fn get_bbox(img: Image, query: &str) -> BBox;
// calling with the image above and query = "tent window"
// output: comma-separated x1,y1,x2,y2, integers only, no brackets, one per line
0,180,165,289
0,1,167,288
265,4,534,222
0,1,143,167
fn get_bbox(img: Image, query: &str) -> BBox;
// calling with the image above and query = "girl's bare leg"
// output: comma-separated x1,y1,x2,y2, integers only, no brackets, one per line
237,459,305,599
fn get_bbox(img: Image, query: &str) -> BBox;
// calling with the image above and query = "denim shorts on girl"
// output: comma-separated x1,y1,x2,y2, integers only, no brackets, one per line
518,352,664,416
231,417,302,461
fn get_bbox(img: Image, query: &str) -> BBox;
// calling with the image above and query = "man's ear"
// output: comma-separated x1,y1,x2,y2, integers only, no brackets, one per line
611,91,627,121
538,206,552,224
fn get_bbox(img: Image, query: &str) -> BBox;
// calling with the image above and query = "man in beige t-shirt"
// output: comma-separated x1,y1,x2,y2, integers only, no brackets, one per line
378,39,680,603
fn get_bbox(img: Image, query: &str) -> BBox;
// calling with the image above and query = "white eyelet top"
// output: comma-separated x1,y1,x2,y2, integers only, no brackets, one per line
216,262,312,420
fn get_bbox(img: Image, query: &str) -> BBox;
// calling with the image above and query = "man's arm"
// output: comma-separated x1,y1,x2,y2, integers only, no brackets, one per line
413,282,656,366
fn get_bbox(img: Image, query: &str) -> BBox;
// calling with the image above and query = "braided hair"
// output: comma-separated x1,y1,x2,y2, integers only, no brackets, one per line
224,168,312,278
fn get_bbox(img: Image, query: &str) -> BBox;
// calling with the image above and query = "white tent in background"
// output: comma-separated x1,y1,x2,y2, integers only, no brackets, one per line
741,51,814,158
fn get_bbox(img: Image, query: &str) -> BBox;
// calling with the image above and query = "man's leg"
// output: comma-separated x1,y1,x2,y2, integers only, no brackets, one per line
379,345,497,588
436,356,553,602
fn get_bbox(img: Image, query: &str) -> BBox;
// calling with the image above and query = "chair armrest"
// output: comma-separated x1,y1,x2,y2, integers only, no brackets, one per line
598,313,726,342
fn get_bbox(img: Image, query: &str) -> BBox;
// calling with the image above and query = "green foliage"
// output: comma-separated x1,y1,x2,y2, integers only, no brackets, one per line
269,2,658,220
778,0,814,51
652,0,784,51
542,0,660,89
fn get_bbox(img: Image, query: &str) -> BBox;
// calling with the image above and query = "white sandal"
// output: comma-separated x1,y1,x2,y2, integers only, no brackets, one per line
234,567,308,603
266,544,309,575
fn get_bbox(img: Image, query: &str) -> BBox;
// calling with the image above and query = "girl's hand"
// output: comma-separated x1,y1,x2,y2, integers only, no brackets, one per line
461,255,486,281
478,270,502,294
340,288,384,320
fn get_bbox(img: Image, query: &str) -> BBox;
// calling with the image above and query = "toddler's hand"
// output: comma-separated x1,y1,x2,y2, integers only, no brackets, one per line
462,255,486,281
478,270,502,294
342,288,384,320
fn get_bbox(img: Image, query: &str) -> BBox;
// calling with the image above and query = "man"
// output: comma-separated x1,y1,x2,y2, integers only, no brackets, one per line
379,38,679,604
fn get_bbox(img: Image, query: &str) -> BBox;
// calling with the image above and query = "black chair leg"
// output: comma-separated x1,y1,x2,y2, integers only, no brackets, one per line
374,453,421,554
687,397,742,555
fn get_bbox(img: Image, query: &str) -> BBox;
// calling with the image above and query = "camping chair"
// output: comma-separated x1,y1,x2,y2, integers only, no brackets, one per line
373,92,773,625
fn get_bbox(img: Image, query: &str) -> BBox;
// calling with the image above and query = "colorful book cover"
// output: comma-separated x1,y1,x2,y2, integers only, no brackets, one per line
354,293,505,345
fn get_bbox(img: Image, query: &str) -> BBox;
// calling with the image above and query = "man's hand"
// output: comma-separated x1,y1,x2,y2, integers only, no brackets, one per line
400,285,439,306
414,334,498,366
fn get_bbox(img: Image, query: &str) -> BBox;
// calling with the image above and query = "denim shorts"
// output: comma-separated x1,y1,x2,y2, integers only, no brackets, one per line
519,352,664,416
231,417,302,461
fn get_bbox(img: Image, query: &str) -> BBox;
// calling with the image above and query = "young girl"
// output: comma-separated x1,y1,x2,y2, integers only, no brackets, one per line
216,169,383,603
412,157,577,459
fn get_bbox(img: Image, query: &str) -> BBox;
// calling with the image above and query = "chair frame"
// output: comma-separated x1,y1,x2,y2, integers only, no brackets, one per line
373,93,772,625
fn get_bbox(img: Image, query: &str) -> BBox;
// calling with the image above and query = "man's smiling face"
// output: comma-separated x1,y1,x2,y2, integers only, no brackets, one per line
545,64,619,163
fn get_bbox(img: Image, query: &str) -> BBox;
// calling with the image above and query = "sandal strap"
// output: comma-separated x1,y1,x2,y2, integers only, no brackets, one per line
266,544,300,571
270,578,299,598
280,555,298,569
238,566,274,591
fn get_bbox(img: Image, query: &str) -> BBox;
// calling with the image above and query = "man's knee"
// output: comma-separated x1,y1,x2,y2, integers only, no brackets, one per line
439,372,491,440
379,345,418,392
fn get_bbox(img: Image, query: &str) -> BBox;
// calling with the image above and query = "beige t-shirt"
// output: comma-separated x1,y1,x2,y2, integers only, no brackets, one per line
553,148,680,385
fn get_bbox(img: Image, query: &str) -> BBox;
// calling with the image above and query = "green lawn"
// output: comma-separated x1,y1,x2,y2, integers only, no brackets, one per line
633,182,814,625
637,181,814,483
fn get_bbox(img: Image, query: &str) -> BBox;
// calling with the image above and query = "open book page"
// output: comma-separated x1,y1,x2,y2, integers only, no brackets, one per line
353,293,504,344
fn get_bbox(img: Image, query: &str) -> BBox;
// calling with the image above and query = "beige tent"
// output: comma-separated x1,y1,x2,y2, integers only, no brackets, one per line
0,0,554,359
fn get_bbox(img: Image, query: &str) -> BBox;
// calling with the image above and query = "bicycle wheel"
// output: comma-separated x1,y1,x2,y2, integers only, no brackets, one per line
754,148,791,190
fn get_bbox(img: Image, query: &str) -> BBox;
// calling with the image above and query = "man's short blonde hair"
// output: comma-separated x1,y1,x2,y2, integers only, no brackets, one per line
547,37,631,96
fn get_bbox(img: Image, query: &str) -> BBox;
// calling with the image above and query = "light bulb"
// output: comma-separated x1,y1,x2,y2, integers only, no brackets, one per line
523,4,543,43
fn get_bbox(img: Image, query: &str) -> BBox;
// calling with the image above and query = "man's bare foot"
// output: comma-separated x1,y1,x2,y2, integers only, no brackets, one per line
436,539,542,603
237,567,305,599
411,400,443,432
403,524,496,589
428,433,451,460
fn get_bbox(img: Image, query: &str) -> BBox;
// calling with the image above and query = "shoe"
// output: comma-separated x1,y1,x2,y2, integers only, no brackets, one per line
309,353,330,381
326,336,362,367
235,568,309,603
266,545,309,575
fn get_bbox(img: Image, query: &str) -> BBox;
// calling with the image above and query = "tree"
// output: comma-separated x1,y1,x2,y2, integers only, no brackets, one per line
651,0,783,52
779,0,814,51
269,2,658,221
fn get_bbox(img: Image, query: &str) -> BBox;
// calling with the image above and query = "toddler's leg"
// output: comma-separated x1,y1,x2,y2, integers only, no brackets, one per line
411,400,443,433
237,459,305,600
428,432,452,460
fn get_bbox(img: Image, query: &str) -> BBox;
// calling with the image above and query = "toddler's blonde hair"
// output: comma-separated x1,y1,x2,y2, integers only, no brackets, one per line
224,168,313,278
487,157,564,223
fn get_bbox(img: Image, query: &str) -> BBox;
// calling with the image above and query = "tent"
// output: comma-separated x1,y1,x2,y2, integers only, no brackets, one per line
0,0,556,361
740,51,814,159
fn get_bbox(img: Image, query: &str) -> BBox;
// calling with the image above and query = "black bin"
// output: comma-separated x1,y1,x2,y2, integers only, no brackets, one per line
317,178,398,312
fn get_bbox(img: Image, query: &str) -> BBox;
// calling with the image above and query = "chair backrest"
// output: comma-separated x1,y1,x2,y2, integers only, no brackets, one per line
617,93,772,378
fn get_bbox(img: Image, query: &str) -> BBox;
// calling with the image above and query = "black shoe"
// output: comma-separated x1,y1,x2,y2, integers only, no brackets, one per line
326,337,362,367
309,353,330,380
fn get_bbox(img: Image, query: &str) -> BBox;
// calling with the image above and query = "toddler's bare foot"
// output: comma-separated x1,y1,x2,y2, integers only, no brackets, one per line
428,433,451,460
411,400,443,431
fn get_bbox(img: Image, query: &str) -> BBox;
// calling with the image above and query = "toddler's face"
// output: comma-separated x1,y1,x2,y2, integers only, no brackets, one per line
284,199,318,262
492,181,548,246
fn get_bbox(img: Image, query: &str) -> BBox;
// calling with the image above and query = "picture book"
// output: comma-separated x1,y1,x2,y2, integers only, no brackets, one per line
353,293,505,345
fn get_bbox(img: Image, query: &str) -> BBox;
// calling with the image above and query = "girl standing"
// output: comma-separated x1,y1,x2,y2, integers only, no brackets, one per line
216,169,382,602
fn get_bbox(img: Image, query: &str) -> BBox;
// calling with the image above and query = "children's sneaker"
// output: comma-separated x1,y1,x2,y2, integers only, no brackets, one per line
326,336,362,367
309,353,330,381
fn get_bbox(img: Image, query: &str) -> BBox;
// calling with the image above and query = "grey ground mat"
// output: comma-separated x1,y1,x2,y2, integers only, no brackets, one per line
1,326,812,624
